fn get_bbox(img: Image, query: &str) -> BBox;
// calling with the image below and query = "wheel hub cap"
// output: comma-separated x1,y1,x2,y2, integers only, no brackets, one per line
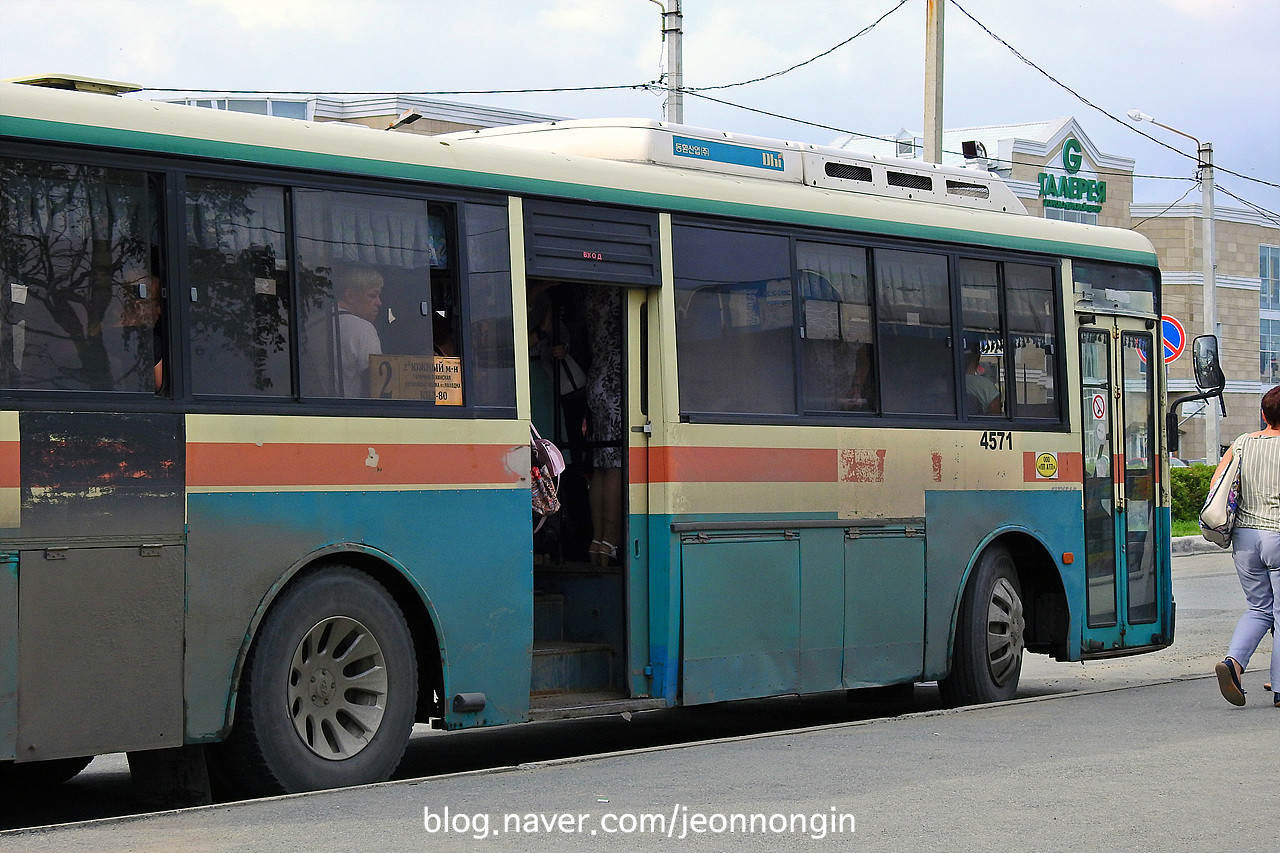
310,668,337,706
287,615,389,761
986,576,1025,687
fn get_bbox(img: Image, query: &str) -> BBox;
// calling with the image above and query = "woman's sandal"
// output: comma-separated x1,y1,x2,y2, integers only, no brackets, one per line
1215,657,1246,706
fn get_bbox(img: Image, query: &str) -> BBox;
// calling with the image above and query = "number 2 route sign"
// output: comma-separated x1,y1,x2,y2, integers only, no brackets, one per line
1162,315,1186,364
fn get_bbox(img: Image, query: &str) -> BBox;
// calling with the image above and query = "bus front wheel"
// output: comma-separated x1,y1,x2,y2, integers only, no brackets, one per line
218,566,418,796
939,545,1026,707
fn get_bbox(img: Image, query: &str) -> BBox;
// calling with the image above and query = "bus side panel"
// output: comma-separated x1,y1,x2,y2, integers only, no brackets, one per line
923,489,1085,678
183,487,532,742
647,513,680,704
680,533,800,704
843,532,925,688
0,554,14,761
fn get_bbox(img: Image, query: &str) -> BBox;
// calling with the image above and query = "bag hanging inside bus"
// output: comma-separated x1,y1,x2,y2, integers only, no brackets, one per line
530,424,565,477
530,424,563,531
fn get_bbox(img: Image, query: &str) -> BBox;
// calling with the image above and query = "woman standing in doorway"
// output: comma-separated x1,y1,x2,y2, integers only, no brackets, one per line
584,285,622,566
1214,385,1280,706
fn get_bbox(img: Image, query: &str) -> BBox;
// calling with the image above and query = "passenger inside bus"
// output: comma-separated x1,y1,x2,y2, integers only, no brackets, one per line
432,312,456,357
333,266,384,397
847,344,876,412
525,282,623,568
583,285,622,567
119,269,165,393
964,346,1003,415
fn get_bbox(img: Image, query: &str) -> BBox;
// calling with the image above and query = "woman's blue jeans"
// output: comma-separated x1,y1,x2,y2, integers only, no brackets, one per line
1227,527,1280,689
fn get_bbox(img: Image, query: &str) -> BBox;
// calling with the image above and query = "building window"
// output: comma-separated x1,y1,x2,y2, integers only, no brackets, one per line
1263,318,1280,385
1261,245,1280,311
1044,206,1098,226
183,98,310,120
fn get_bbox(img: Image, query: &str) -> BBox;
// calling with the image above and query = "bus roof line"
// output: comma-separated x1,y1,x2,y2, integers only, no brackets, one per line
0,112,1157,268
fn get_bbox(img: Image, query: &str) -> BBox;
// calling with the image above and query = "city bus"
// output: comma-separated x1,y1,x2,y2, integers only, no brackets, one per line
0,80,1192,798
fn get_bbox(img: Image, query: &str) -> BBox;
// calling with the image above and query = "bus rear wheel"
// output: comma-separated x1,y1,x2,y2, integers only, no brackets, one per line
939,544,1026,707
217,566,418,796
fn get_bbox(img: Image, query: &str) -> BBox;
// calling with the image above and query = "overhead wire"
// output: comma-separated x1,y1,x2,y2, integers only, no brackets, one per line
138,83,660,96
141,4,1279,203
687,0,912,92
1130,182,1200,228
1215,186,1280,228
947,0,1280,193
678,88,1214,184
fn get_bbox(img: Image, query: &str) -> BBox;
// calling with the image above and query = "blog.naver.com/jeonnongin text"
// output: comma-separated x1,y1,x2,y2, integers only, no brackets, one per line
423,804,856,841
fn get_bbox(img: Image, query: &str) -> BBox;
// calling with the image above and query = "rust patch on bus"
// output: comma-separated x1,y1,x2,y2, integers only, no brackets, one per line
839,448,886,483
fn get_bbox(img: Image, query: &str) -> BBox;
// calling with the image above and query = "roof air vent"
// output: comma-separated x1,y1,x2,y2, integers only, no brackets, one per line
824,162,873,182
887,171,933,191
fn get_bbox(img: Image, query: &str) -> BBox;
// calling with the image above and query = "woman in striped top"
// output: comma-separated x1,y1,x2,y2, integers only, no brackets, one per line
1214,385,1280,707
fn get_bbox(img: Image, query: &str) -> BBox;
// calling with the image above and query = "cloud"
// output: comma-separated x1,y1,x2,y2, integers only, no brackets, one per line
192,0,362,31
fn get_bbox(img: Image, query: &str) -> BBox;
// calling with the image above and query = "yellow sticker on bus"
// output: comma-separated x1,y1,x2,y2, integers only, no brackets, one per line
1035,452,1059,479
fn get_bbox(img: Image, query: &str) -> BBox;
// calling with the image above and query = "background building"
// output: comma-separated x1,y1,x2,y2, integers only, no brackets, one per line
138,90,559,135
840,118,1279,462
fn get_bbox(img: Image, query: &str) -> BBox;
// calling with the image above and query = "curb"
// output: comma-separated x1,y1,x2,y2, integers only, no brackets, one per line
1171,534,1228,556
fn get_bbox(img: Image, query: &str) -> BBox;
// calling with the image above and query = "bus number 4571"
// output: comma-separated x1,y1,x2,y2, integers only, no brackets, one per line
980,431,1014,450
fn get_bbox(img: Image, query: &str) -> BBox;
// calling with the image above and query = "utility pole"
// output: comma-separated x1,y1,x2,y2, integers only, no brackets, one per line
662,0,683,124
1200,140,1219,460
923,0,944,163
1127,110,1219,462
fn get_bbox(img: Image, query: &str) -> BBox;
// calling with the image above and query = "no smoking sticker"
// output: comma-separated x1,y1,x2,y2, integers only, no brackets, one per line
1035,452,1059,479
1091,393,1106,420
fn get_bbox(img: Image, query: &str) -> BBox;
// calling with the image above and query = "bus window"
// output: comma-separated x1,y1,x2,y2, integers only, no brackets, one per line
673,225,794,415
959,259,1006,417
295,189,454,402
0,158,162,393
462,202,515,410
185,178,291,396
1006,263,1059,419
798,242,875,413
875,248,954,416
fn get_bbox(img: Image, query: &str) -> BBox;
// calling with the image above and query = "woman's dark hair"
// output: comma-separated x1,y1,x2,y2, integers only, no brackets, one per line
1263,385,1280,428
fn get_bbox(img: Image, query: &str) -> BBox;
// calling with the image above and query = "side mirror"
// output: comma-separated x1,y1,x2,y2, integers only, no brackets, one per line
1168,334,1227,455
1192,335,1225,393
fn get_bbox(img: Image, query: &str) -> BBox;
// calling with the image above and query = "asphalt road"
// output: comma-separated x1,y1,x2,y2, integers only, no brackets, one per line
2,544,1265,849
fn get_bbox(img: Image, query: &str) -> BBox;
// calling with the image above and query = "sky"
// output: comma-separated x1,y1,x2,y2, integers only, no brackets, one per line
1,0,1277,215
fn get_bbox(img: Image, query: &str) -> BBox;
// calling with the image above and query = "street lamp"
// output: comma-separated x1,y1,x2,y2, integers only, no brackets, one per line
1128,109,1219,462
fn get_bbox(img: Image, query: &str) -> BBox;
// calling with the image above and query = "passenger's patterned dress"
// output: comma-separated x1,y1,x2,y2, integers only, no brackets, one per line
584,285,622,469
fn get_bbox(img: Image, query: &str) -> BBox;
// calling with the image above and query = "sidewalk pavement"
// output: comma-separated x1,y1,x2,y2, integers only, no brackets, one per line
4,674,1273,853
1167,535,1223,555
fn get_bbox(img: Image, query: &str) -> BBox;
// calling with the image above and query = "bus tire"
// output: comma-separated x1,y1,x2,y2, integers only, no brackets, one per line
939,545,1026,707
0,756,93,790
218,566,418,796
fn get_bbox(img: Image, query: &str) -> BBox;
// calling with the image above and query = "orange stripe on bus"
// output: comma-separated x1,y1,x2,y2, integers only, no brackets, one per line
0,441,17,488
187,442,520,488
639,445,836,484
